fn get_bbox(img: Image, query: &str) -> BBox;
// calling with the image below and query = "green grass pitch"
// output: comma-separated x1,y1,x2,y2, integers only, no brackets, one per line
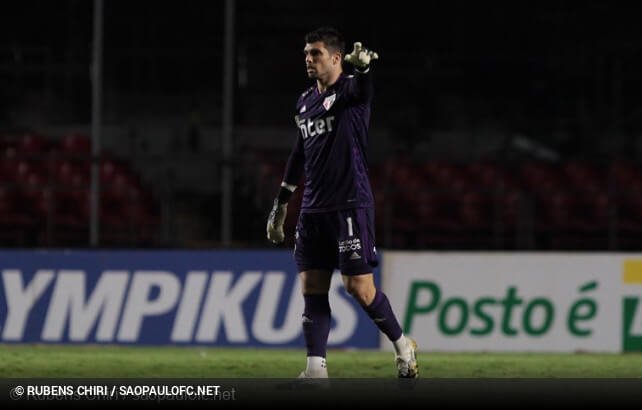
2,345,642,378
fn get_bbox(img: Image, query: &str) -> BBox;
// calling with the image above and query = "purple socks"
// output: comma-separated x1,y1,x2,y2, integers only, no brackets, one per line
303,291,402,356
302,294,331,357
363,291,403,341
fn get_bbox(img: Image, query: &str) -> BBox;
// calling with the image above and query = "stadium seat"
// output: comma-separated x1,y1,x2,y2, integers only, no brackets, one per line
2,147,21,181
15,160,46,185
0,186,36,245
0,131,162,247
31,188,57,223
587,193,611,231
54,160,88,187
459,192,494,230
20,171,45,199
60,134,91,154
562,161,607,195
53,190,89,228
0,186,34,225
616,194,642,232
100,159,117,185
15,133,48,153
521,161,567,193
611,162,642,192
422,161,471,191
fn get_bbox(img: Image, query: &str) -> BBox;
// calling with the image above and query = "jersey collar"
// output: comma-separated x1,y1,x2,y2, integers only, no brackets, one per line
315,72,345,96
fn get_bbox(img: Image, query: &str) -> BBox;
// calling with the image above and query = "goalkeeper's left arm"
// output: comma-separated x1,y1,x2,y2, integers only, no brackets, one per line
266,134,303,244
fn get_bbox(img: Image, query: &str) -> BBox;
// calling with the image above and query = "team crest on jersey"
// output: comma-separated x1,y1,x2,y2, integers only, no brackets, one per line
323,94,336,111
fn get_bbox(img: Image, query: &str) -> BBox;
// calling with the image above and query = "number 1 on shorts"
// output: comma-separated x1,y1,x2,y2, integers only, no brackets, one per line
347,216,353,237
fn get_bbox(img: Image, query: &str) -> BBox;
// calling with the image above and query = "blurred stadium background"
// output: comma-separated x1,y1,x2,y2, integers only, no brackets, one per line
2,0,642,379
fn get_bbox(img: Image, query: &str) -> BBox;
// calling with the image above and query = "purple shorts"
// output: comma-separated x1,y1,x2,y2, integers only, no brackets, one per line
294,207,378,276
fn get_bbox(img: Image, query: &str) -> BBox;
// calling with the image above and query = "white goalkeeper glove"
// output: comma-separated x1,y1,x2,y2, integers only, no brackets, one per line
266,199,288,244
344,42,379,71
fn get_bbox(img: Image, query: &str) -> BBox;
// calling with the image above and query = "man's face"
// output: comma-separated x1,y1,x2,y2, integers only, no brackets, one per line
304,41,340,80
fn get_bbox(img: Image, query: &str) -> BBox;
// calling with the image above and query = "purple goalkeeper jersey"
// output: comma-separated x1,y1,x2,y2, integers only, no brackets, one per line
282,71,375,213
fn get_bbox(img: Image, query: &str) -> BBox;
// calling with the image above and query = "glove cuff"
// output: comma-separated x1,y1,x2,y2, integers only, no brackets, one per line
276,181,296,205
276,188,292,206
355,65,370,74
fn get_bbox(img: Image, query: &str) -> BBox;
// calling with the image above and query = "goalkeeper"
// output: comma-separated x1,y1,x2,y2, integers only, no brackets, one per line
266,27,418,379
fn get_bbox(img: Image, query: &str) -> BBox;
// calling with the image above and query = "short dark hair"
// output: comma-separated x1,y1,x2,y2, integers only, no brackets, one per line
304,27,345,57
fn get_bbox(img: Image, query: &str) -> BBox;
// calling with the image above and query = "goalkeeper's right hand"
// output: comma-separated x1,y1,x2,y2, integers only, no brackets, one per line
266,199,288,244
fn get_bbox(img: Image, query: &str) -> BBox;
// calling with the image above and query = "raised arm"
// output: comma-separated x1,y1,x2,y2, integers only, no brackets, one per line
344,41,379,104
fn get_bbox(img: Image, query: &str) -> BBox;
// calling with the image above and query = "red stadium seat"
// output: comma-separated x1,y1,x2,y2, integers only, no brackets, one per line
616,194,642,232
495,189,522,233
16,133,48,153
413,192,462,231
459,192,494,229
588,193,611,231
53,191,89,227
536,191,599,234
100,159,137,187
56,161,76,185
60,134,91,154
0,186,20,213
521,161,567,192
611,162,642,192
562,161,607,195
467,161,520,191
32,188,54,221
3,147,21,181
0,131,161,246
0,186,36,228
